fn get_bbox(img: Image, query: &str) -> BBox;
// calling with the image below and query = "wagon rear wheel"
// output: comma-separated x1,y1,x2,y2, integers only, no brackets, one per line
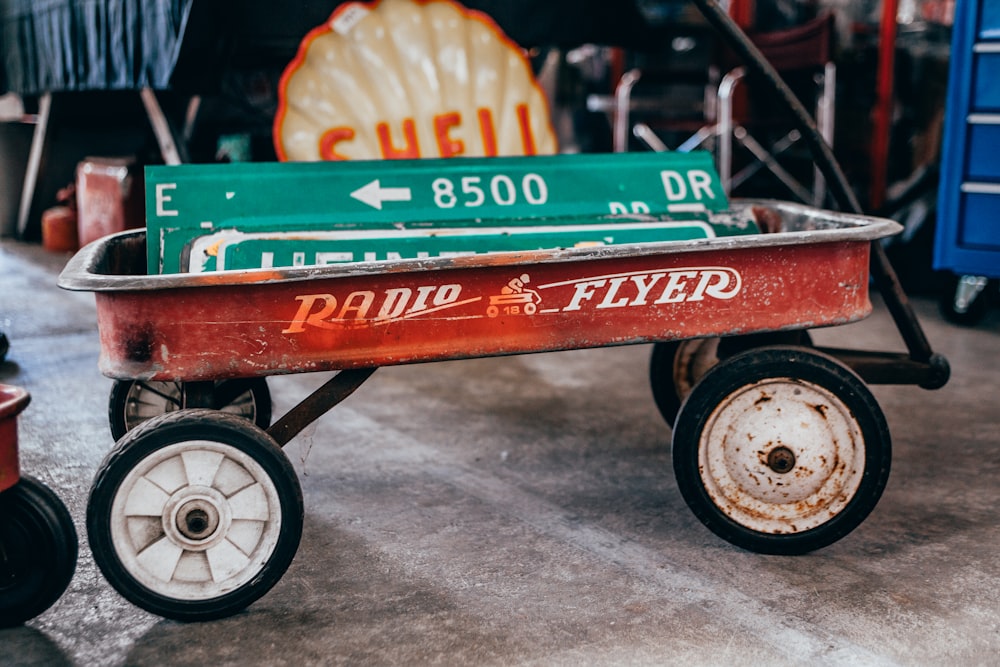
650,331,812,427
0,475,78,627
671,346,890,555
650,338,720,427
88,409,302,621
109,379,272,440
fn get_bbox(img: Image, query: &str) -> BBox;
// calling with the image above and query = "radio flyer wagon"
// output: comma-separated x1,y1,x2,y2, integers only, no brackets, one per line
54,0,955,622
0,383,78,627
58,185,951,621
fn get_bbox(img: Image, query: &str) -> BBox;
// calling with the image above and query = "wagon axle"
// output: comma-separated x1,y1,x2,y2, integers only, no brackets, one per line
766,446,796,474
176,502,218,541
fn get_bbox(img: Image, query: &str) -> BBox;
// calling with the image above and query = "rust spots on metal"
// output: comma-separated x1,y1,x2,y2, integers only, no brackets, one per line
811,403,830,419
792,465,814,479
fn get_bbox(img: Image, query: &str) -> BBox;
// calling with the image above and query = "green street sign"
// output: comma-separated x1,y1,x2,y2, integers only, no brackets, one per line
145,152,739,273
187,217,753,272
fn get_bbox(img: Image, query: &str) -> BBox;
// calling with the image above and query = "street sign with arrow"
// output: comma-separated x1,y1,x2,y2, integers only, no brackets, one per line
146,152,741,273
349,180,413,210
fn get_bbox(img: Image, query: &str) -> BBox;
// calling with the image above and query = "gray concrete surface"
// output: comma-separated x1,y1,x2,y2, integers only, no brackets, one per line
1,238,998,666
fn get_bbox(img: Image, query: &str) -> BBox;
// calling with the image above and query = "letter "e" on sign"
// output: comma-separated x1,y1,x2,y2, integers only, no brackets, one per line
155,183,178,217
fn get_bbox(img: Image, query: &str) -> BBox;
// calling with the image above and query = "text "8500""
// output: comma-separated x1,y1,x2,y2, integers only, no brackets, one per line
432,174,548,209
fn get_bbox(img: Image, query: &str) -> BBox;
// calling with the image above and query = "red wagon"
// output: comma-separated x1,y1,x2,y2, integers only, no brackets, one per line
59,199,946,621
0,383,78,627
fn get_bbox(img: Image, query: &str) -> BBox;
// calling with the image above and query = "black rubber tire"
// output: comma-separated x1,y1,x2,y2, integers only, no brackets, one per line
0,475,78,627
650,331,812,427
108,378,272,441
88,409,303,622
650,340,693,429
672,346,891,555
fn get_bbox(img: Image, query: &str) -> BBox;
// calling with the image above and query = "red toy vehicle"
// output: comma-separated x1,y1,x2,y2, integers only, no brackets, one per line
0,383,78,627
57,199,948,622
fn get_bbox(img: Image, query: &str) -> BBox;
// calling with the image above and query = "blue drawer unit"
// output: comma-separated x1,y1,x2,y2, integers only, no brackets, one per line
935,0,1000,278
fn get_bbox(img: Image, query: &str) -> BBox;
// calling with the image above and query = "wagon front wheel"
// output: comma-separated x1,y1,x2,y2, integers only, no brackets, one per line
672,346,890,555
88,409,303,621
109,378,272,440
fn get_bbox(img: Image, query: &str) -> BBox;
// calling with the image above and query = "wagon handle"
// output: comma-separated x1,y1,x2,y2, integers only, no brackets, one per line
689,0,944,379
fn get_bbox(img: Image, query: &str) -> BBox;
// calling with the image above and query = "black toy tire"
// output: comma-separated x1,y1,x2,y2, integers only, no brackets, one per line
108,378,272,441
88,409,302,622
650,331,812,427
0,475,78,627
672,346,890,555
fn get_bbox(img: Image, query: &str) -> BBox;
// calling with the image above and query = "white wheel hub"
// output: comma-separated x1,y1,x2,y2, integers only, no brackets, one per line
162,487,231,549
110,441,282,599
698,377,866,534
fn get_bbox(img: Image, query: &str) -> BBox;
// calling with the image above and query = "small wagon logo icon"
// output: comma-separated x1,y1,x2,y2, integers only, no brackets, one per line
487,274,541,317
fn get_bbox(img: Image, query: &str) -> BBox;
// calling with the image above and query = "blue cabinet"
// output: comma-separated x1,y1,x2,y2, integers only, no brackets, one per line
935,0,1000,278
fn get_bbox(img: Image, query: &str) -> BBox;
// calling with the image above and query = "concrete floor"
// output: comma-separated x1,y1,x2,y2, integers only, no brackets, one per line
1,237,998,666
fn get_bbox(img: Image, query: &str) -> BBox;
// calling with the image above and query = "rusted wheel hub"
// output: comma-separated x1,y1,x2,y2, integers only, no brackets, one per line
698,377,866,534
766,445,796,474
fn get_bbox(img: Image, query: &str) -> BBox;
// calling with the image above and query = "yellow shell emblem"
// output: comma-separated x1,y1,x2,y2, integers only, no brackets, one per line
274,0,558,162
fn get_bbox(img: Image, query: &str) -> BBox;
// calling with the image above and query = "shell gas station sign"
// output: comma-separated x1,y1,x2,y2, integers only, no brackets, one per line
273,0,558,162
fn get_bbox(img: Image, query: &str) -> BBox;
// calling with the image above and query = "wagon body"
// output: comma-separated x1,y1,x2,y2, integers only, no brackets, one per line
58,200,924,619
58,200,899,383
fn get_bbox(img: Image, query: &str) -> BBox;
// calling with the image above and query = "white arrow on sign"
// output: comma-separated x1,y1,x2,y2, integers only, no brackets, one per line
350,179,413,210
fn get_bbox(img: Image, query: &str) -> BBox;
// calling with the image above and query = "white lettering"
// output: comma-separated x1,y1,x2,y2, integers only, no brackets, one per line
411,285,437,312
155,183,178,217
660,171,688,201
564,280,606,311
689,170,716,201
629,273,666,305
315,252,353,265
690,269,741,300
286,283,469,332
661,170,719,203
377,288,412,320
597,276,630,309
557,268,741,310
337,291,375,319
282,294,338,333
434,284,462,306
654,270,700,304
